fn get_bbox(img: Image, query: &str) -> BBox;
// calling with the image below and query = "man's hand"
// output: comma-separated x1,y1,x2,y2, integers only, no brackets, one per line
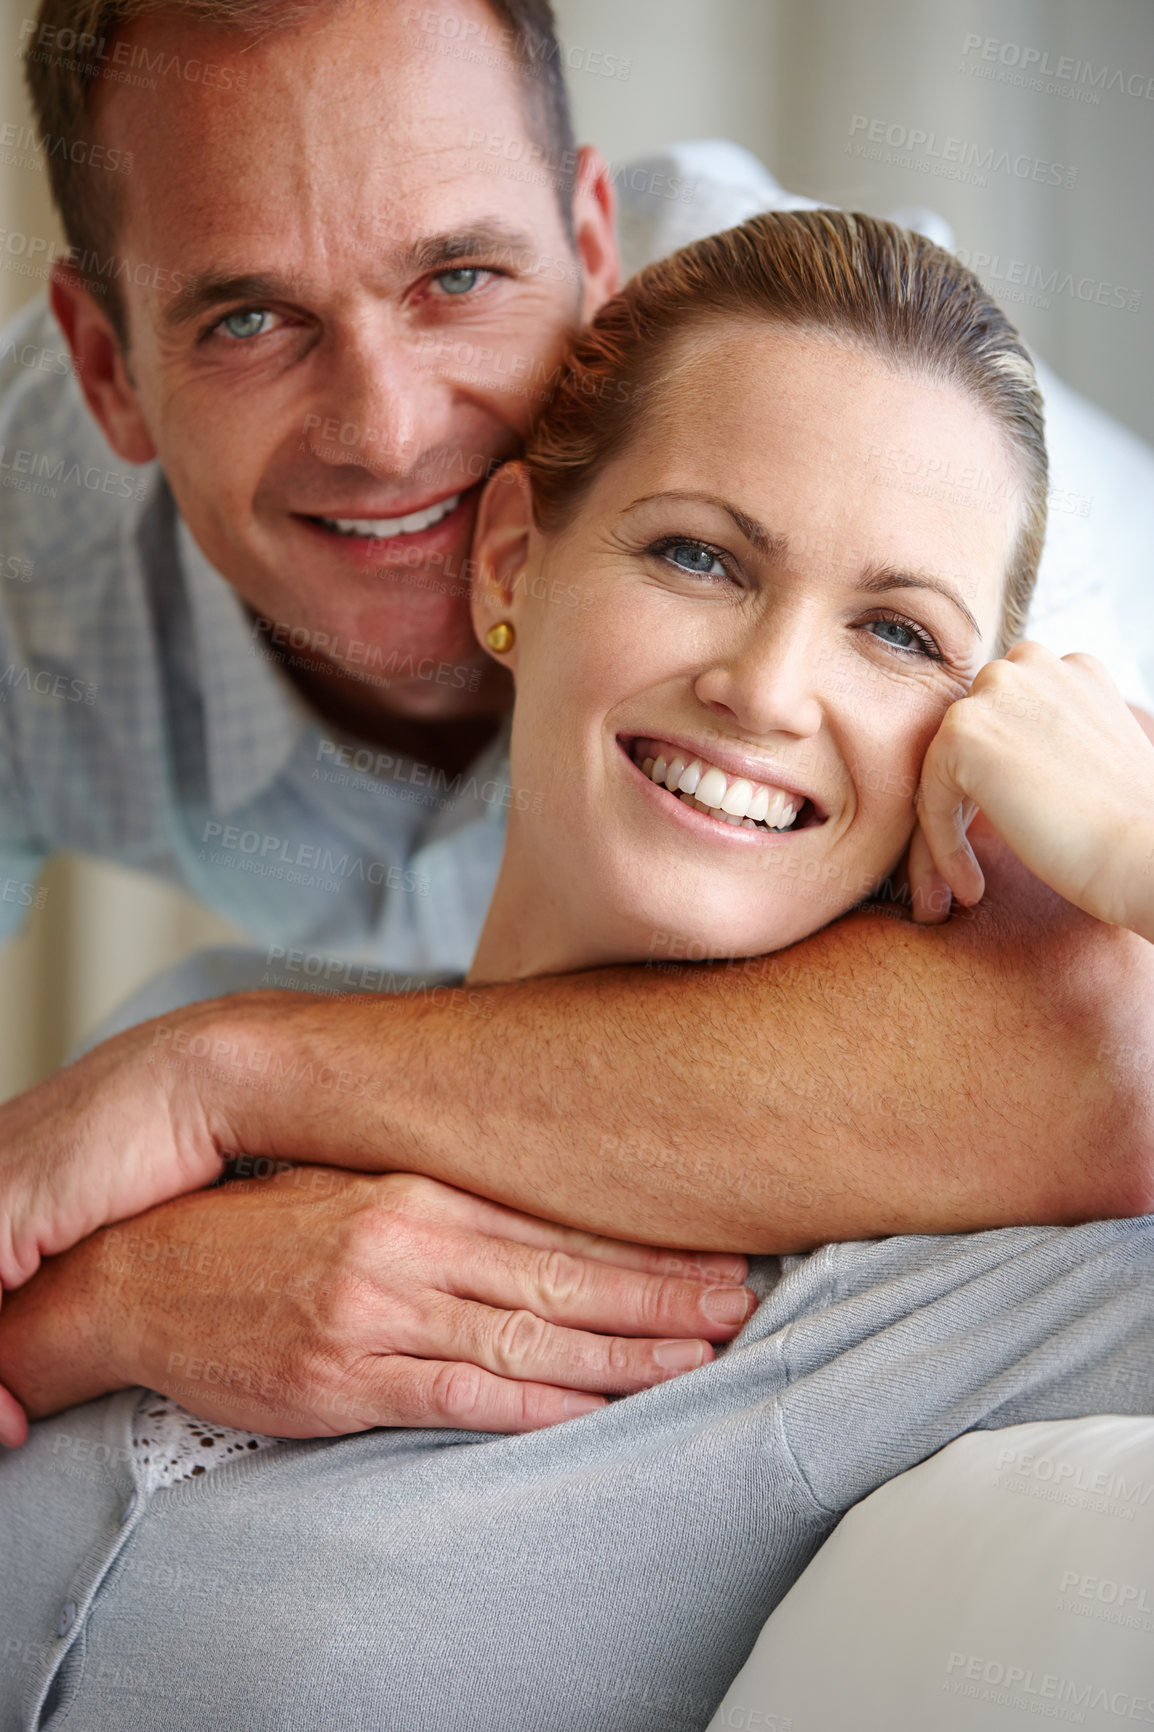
0,1167,752,1445
0,1001,233,1290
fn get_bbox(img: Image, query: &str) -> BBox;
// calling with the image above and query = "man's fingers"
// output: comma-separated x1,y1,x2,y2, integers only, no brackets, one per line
0,1381,29,1449
349,1354,608,1434
390,1176,747,1285
440,1236,756,1342
417,1293,716,1395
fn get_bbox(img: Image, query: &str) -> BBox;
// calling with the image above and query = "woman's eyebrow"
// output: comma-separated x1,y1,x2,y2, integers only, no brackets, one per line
625,491,789,560
859,567,982,638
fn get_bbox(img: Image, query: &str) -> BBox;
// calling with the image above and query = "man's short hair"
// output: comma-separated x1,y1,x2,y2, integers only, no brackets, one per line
23,0,578,342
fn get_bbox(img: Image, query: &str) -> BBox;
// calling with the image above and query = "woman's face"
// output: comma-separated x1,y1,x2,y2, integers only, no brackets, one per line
471,320,1022,981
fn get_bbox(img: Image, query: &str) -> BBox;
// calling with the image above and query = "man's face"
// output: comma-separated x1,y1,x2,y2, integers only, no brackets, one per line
87,0,617,716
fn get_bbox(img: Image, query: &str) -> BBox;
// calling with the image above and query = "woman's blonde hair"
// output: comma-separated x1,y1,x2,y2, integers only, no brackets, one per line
526,209,1047,656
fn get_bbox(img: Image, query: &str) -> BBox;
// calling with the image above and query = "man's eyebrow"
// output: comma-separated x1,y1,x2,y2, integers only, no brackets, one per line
625,491,789,560
163,271,309,330
163,224,552,329
858,567,982,639
403,223,546,275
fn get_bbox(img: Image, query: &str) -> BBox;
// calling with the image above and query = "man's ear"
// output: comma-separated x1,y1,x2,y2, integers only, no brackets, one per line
50,264,157,464
571,144,620,321
471,461,537,671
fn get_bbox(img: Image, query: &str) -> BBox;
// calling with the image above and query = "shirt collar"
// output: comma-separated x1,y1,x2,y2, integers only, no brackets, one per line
177,518,311,815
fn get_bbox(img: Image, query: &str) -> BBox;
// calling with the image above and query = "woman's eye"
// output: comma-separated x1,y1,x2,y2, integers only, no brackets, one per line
866,616,939,658
218,308,274,341
433,267,487,296
660,541,728,578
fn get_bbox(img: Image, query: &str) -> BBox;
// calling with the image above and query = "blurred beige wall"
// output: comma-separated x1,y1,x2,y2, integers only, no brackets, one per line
1,0,1151,1098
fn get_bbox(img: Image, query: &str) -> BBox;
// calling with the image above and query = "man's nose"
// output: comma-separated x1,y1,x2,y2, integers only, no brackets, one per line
693,614,825,741
304,325,454,481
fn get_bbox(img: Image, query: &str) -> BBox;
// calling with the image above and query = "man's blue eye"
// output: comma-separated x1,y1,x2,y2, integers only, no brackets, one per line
435,268,482,296
220,309,271,340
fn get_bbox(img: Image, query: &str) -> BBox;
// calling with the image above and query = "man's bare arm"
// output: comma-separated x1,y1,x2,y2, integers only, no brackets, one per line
4,817,1150,1442
203,831,1153,1250
70,818,1154,1256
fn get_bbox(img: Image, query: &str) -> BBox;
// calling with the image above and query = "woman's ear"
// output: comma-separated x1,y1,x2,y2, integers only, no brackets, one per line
471,461,536,671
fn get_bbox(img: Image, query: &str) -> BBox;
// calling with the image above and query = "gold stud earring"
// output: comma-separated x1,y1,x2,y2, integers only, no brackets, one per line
485,621,516,654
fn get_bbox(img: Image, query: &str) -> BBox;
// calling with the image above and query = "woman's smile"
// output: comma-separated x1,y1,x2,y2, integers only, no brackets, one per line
622,736,825,840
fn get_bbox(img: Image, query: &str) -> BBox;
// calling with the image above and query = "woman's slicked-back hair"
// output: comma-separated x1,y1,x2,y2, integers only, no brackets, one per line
526,209,1047,656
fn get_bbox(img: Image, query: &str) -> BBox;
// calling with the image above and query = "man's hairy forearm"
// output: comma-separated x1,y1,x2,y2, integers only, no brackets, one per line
171,824,1154,1252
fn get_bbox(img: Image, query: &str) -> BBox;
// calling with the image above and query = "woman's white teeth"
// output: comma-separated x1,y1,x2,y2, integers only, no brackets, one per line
321,494,460,538
765,789,793,829
721,778,754,818
747,784,770,823
696,766,729,808
640,748,801,831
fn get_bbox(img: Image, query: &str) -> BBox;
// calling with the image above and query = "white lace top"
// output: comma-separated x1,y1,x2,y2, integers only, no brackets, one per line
131,1391,280,1492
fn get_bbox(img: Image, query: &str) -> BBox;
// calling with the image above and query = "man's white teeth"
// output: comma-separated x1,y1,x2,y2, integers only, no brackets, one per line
639,749,801,831
320,494,460,538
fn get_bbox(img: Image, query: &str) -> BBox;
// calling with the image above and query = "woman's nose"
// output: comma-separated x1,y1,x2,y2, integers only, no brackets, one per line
693,617,825,741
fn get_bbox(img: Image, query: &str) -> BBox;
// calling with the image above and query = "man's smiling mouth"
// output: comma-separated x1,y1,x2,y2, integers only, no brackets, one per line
311,492,462,540
627,737,822,834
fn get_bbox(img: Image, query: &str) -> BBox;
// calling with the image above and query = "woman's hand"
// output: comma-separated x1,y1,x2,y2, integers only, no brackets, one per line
909,643,1154,937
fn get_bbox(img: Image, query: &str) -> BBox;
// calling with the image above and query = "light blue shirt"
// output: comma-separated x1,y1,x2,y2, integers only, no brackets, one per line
0,295,508,970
